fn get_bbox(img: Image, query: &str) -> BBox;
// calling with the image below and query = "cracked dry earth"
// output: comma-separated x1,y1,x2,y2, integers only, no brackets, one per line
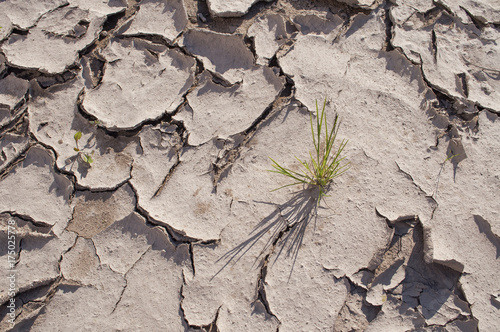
0,0,499,331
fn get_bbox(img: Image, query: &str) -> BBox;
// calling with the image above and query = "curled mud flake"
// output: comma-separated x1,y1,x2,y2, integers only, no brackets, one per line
120,0,187,42
82,38,196,130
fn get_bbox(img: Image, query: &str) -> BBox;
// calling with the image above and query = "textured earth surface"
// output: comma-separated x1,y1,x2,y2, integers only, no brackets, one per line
0,0,499,331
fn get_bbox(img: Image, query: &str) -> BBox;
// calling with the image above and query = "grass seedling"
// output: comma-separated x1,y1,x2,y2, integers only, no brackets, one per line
443,153,458,163
269,98,350,203
73,131,94,166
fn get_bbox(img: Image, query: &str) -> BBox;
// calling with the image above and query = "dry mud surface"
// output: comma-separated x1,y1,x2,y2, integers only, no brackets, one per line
0,0,499,331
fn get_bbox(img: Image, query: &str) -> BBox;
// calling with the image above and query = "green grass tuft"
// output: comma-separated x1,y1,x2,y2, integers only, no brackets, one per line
269,98,350,203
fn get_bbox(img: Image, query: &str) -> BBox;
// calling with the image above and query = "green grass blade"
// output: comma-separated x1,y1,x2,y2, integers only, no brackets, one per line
295,156,315,180
310,109,317,154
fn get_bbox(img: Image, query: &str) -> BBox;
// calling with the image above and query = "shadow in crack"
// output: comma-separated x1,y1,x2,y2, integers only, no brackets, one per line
213,187,319,281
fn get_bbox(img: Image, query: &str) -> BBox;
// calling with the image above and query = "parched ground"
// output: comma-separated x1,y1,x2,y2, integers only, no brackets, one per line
0,0,499,331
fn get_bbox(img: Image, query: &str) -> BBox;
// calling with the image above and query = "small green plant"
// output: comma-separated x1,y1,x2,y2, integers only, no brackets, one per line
73,131,94,166
269,98,350,203
443,153,458,163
